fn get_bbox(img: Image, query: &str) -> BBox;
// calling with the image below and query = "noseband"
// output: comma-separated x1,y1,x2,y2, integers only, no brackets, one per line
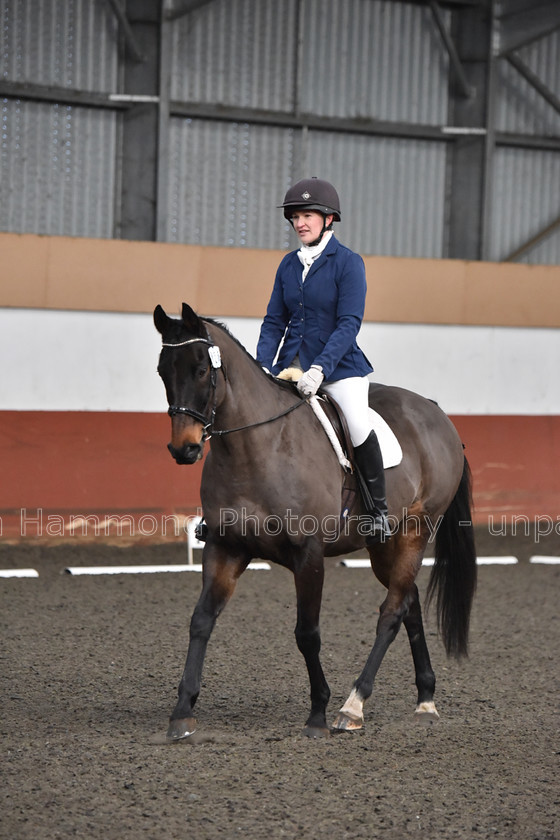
161,335,223,439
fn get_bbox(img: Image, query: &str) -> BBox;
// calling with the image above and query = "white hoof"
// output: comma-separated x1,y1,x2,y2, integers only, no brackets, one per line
332,688,365,731
414,701,440,724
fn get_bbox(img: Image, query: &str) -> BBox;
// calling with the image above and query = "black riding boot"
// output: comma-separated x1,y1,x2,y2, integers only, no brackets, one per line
353,430,392,544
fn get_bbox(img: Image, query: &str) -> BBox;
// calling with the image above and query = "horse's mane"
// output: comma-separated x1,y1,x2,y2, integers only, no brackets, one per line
202,317,296,392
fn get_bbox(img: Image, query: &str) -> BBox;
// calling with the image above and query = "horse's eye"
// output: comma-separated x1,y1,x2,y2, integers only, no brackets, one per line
198,366,207,379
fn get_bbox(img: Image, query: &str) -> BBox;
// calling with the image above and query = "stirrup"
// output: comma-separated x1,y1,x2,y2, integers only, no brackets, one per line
194,518,208,542
364,513,392,545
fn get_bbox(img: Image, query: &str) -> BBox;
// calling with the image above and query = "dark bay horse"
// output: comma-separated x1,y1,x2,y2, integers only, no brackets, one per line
154,303,477,740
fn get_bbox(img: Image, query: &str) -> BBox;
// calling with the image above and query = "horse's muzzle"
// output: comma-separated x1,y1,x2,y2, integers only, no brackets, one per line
167,442,203,464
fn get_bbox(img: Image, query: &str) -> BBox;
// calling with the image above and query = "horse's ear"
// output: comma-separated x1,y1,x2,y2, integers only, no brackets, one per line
153,304,171,335
181,302,204,335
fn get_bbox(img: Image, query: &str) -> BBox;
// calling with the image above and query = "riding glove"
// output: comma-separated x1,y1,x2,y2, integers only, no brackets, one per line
297,365,324,396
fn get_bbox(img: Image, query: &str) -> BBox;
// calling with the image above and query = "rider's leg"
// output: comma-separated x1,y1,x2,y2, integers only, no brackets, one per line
353,430,391,543
321,377,391,544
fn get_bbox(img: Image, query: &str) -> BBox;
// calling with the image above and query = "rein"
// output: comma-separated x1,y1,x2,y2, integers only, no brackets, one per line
211,395,308,437
161,335,308,439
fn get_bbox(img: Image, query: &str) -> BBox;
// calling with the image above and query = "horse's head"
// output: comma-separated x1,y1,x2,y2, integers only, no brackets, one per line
154,302,222,464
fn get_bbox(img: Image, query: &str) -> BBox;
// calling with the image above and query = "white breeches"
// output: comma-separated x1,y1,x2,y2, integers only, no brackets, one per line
321,376,372,447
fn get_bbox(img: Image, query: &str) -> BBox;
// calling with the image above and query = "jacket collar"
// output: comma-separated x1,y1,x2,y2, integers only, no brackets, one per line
303,234,338,281
290,234,338,280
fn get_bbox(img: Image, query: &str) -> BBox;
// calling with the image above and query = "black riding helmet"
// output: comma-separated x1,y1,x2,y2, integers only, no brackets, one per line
279,177,341,221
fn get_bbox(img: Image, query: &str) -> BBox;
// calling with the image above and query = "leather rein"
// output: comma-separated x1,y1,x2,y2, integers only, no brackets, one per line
161,335,308,440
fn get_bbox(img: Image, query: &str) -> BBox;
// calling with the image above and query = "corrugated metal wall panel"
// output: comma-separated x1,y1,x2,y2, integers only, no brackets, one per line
0,0,558,265
490,147,560,264
170,0,298,112
165,118,296,248
307,130,447,257
0,0,119,237
0,0,118,92
495,30,560,135
165,119,446,257
170,0,449,124
300,0,449,124
0,99,117,237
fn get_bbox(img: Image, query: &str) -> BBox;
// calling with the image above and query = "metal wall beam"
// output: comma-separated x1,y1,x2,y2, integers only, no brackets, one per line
498,0,560,55
0,80,133,110
156,11,172,241
3,80,558,150
444,0,495,260
104,0,146,62
169,101,452,141
118,1,161,241
502,213,560,262
429,0,474,98
165,0,217,21
504,51,560,118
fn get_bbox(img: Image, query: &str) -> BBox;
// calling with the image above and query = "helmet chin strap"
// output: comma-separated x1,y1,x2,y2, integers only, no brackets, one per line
308,216,329,247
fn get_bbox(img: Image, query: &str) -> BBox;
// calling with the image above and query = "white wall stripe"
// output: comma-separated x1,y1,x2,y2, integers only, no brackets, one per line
1,309,559,414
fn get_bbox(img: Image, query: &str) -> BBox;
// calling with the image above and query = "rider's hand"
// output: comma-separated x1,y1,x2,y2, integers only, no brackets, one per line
296,365,324,396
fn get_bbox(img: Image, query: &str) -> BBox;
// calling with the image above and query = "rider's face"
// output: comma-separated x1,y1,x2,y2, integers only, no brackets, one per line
291,210,333,245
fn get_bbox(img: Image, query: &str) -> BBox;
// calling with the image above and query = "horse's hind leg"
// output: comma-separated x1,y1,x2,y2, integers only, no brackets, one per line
332,528,428,731
404,585,439,723
332,586,411,731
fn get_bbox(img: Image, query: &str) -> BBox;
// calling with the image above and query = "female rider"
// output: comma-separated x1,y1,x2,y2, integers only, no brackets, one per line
256,177,390,544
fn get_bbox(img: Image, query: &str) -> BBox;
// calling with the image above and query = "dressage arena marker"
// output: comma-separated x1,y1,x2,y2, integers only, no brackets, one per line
63,562,271,576
339,556,520,568
1,558,558,578
529,556,560,564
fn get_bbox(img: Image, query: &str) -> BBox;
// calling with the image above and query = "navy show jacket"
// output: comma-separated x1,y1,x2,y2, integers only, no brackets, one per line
256,235,373,381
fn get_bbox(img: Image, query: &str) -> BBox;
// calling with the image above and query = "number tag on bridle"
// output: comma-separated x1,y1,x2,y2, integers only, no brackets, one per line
208,345,222,369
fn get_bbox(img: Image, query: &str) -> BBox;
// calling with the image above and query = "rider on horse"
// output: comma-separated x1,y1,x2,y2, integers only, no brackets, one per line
256,177,391,544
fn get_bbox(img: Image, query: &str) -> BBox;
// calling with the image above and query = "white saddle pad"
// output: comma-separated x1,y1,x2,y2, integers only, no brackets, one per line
369,408,403,469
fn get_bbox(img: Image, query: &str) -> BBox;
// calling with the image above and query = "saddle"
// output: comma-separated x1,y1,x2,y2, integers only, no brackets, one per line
276,367,354,468
277,373,359,522
314,392,360,525
314,391,355,467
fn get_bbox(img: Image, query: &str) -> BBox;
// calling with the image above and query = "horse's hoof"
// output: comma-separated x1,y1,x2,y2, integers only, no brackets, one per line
414,702,440,725
331,711,364,732
166,717,197,742
303,725,331,739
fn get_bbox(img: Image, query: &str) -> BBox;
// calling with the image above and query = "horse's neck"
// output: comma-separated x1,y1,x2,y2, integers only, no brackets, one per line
209,325,290,429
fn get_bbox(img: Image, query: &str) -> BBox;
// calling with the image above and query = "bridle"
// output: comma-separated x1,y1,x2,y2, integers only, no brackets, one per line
160,333,308,440
161,335,223,440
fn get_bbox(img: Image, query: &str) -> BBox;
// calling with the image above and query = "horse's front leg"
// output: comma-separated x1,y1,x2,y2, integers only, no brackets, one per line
293,541,331,739
167,541,249,741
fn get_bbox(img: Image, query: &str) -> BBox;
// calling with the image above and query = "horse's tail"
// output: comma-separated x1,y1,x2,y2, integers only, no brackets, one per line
426,456,477,658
